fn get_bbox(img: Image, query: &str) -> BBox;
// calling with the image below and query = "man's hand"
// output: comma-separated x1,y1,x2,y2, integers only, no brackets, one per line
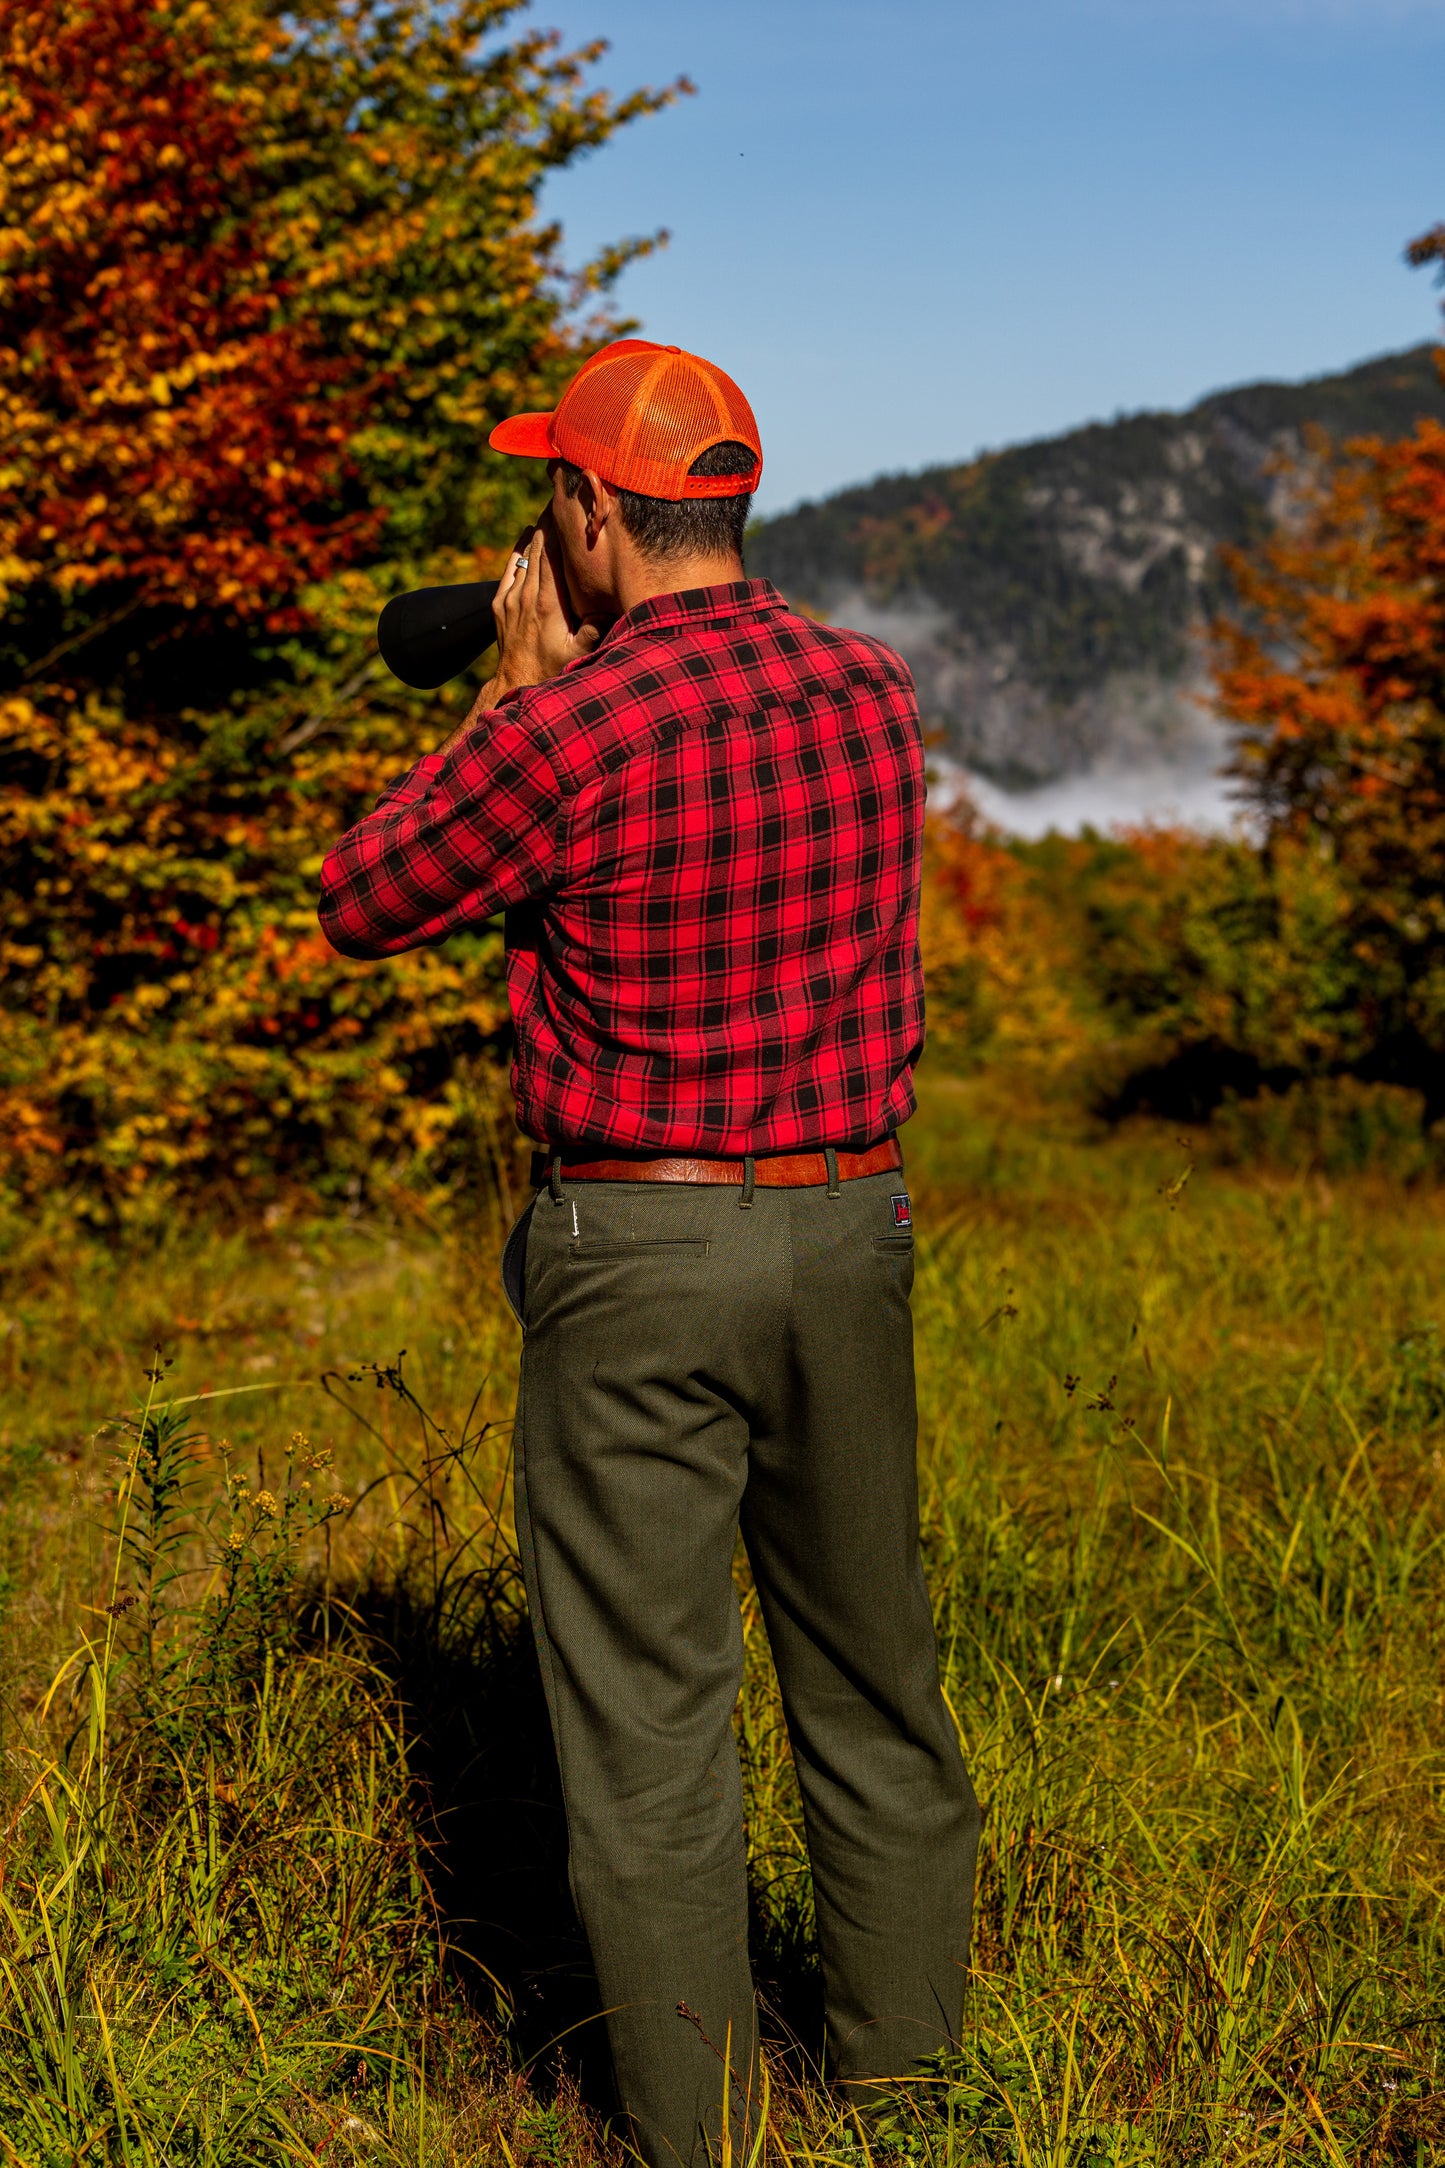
493,510,604,693
437,510,603,755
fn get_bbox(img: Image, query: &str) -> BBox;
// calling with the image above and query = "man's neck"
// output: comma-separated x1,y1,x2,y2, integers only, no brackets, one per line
611,550,746,616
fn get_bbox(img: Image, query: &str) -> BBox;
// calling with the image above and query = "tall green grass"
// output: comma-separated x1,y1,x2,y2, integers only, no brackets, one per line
1,1077,1441,2163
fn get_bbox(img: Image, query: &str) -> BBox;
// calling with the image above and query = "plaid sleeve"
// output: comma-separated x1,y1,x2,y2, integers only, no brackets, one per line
317,701,564,959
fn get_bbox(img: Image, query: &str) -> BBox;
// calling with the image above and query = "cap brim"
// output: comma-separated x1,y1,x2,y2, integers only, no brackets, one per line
488,412,557,459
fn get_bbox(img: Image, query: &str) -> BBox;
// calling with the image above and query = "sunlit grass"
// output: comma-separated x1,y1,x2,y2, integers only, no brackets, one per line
1,1075,1442,2162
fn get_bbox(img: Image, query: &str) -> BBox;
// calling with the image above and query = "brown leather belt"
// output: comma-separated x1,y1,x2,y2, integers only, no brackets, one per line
529,1137,903,1189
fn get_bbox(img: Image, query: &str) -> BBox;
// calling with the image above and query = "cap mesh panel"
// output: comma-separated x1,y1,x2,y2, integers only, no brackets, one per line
635,361,728,472
552,344,761,500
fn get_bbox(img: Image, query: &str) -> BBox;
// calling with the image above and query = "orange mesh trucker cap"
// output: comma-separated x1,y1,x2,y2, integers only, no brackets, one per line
489,340,762,502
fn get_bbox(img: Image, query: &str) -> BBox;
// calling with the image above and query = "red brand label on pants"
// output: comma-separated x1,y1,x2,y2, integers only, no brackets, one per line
891,1193,912,1227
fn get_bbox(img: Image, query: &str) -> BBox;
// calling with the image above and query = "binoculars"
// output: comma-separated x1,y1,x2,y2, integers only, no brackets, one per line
376,580,501,689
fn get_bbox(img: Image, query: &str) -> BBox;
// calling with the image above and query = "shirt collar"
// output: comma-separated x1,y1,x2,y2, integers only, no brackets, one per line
597,578,788,651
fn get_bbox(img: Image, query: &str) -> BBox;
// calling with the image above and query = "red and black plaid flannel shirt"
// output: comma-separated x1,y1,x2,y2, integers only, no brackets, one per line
319,579,925,1154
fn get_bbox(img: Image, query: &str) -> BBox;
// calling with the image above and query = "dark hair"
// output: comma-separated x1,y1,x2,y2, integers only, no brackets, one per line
560,440,756,564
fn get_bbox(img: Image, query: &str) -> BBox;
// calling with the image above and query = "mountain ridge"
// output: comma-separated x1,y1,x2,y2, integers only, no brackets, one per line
748,345,1445,790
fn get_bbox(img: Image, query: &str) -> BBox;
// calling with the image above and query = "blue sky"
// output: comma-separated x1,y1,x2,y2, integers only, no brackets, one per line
535,0,1445,514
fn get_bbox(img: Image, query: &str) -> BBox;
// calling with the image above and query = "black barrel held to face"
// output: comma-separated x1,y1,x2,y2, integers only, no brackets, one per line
375,580,500,689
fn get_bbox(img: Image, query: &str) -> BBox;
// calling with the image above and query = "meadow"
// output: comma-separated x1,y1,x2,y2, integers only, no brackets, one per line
0,1073,1442,2166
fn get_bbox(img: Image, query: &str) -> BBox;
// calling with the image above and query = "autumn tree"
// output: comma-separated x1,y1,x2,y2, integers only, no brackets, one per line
1213,226,1445,1114
0,0,681,1215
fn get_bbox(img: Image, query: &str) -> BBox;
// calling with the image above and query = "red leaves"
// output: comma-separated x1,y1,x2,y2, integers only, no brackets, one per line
172,919,219,953
0,0,377,625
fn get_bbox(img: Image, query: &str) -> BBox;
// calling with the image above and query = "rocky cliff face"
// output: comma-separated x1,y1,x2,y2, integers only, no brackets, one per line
749,347,1445,792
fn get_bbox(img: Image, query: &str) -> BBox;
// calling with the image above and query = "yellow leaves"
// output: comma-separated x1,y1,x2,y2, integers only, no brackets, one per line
0,1092,64,1161
920,816,1099,1080
0,219,30,269
0,0,691,1216
0,694,41,737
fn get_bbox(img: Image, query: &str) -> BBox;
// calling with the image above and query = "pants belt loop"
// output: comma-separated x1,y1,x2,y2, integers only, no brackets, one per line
824,1146,840,1198
549,1154,565,1205
739,1153,756,1209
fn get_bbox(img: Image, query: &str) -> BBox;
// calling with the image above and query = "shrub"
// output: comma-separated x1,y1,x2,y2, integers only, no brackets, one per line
920,817,1373,1123
1210,1076,1440,1177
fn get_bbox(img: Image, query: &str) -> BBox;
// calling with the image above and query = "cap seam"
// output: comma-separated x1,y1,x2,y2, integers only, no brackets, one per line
616,349,675,479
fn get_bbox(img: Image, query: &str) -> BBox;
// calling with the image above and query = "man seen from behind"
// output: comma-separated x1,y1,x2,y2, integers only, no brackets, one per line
318,340,981,2168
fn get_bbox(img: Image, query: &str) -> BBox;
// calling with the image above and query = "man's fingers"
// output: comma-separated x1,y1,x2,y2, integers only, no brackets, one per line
487,503,586,690
497,526,538,607
537,507,569,590
520,520,571,636
532,528,562,609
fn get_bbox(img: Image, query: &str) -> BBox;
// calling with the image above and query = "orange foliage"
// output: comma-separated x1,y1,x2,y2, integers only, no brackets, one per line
1213,236,1445,1088
918,816,1095,1078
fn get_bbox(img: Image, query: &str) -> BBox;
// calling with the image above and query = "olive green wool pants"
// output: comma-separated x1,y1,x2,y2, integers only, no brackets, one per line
504,1167,980,2168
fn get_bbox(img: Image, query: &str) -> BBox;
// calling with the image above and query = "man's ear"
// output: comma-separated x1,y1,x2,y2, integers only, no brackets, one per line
580,469,616,547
